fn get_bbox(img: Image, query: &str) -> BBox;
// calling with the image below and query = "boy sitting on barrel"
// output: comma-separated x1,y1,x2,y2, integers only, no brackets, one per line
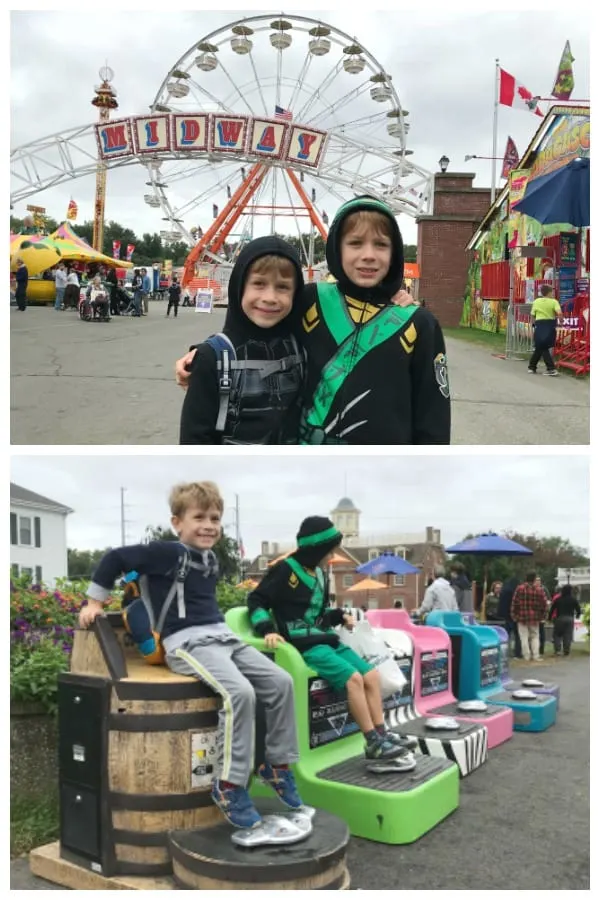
78,480,305,830
247,516,416,770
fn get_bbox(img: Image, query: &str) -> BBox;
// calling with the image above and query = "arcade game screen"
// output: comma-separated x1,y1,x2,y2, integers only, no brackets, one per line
420,651,449,696
480,647,500,687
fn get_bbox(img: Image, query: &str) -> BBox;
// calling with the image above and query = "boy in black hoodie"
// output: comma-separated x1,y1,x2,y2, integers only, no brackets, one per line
179,236,305,444
176,197,450,444
247,516,417,771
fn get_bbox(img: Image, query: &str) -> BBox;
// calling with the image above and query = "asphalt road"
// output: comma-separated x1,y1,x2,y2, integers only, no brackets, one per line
10,304,589,445
10,655,589,890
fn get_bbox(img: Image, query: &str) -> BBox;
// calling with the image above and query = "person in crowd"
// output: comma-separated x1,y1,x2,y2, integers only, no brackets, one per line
14,258,29,311
85,275,109,319
141,267,152,315
534,575,551,656
498,575,522,658
79,480,305,830
416,564,458,618
484,581,503,622
54,262,68,311
129,269,143,316
64,266,80,310
393,600,403,609
166,276,182,318
247,515,416,767
528,285,562,376
548,584,581,657
510,572,547,662
105,266,119,316
449,562,473,612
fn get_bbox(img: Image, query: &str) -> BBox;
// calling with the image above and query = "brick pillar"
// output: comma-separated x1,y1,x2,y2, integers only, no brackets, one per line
417,173,492,327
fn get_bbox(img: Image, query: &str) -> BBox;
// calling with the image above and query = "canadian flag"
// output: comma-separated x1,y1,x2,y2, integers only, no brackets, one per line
499,69,543,116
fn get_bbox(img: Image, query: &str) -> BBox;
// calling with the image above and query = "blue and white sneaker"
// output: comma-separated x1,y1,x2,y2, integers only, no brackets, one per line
384,730,418,751
211,781,262,829
258,762,304,810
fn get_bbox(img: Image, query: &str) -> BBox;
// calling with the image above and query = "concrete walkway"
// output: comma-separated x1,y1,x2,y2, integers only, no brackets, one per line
11,654,589,890
10,305,589,445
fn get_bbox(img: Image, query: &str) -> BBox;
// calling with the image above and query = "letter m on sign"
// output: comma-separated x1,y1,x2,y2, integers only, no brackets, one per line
100,123,128,154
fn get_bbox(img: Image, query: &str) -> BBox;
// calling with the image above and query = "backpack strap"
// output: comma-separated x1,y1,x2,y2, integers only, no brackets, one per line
205,333,236,433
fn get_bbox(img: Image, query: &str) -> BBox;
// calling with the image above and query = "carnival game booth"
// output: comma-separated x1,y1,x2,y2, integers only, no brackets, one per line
225,607,459,845
461,614,560,706
462,105,590,374
31,614,352,891
366,609,512,751
426,612,557,733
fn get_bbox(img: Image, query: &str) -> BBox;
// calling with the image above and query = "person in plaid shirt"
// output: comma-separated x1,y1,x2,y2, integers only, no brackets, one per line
510,572,548,661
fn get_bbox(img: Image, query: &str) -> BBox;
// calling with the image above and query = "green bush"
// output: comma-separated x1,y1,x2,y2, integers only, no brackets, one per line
11,638,70,714
581,604,590,637
217,580,250,613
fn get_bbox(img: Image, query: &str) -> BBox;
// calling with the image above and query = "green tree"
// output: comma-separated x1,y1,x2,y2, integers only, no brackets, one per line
68,547,111,580
144,525,241,581
404,244,417,263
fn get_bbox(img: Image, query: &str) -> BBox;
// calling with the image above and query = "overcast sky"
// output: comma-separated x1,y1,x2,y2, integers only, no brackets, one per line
10,454,589,557
10,6,589,245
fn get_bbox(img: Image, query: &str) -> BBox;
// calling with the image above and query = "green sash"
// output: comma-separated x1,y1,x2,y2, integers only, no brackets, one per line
285,559,326,635
302,282,417,436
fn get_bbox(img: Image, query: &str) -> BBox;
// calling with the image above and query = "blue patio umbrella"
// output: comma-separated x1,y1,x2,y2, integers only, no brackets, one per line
356,550,420,576
445,533,532,620
512,157,590,227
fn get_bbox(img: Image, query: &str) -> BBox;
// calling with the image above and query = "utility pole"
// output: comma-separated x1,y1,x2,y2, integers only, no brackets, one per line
120,487,126,545
234,493,242,578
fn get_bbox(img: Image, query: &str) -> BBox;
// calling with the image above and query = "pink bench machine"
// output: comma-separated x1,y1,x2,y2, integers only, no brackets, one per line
366,610,514,749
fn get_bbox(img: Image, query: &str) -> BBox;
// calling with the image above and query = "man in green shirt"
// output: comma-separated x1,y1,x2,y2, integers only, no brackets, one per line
528,285,562,376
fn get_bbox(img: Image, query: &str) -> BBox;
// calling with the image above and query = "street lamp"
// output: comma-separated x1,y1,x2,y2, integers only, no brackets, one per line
438,155,450,173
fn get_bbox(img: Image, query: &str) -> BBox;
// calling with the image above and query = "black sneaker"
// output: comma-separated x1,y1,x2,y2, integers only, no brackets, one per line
365,734,412,761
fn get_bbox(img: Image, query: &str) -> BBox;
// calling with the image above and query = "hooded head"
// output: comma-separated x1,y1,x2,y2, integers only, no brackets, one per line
325,196,404,304
291,515,343,569
224,236,304,347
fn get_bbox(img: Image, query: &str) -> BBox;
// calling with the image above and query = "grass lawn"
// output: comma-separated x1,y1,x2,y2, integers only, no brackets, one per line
11,791,59,858
443,326,507,354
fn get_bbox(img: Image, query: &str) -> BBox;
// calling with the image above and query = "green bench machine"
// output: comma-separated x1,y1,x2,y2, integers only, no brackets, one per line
226,607,460,844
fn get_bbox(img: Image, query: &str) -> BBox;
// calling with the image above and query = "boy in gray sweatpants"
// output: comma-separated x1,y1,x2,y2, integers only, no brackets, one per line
80,480,302,830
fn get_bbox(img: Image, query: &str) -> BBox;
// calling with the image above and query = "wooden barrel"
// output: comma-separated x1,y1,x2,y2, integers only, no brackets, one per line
169,799,350,890
60,619,223,877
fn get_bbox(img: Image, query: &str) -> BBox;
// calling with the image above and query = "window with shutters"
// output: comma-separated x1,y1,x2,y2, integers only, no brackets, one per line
35,566,43,584
19,516,32,546
11,564,19,578
10,513,17,545
258,556,267,571
393,575,405,586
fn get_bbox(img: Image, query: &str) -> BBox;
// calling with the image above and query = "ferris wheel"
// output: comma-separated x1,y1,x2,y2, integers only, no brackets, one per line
145,13,433,271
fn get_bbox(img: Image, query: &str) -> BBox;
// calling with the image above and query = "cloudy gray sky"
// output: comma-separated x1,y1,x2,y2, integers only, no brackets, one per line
10,454,590,557
10,6,589,245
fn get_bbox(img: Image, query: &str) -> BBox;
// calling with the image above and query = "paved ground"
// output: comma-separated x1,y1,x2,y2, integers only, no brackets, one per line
10,654,589,890
10,304,589,445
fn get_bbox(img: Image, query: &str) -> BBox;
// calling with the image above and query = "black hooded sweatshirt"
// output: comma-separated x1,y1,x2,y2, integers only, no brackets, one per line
179,237,305,444
296,197,451,444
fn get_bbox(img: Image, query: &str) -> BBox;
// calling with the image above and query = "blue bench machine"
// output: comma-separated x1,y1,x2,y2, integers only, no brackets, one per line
225,607,460,845
461,614,560,707
426,611,557,733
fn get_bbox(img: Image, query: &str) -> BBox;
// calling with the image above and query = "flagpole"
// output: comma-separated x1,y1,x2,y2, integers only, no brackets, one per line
491,59,500,206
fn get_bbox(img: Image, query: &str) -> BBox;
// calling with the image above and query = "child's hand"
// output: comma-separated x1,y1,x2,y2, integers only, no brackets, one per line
342,613,356,630
79,600,104,629
264,632,286,649
392,289,419,307
175,350,197,389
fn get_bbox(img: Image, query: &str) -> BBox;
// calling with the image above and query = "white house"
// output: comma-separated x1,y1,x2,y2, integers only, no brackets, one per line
10,483,73,586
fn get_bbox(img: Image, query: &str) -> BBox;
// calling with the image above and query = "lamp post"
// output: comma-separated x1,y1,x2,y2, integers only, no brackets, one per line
438,155,450,173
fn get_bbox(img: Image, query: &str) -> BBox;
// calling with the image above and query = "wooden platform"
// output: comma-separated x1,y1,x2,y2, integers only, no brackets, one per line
30,841,351,890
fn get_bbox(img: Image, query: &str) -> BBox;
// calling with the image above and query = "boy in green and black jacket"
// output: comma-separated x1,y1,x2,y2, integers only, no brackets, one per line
247,516,416,769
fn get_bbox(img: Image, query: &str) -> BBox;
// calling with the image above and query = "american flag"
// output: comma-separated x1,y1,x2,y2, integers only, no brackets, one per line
274,105,293,121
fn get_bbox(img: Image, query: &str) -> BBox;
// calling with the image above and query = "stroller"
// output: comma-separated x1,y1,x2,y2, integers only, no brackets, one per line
79,288,110,322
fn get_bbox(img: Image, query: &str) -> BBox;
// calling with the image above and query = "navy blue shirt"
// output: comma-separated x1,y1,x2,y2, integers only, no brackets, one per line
88,541,223,640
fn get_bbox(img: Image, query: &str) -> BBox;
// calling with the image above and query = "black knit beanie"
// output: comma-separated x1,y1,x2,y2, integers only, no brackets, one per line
292,516,343,569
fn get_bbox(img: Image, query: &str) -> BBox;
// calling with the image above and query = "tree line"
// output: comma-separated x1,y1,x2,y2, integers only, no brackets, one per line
10,214,418,269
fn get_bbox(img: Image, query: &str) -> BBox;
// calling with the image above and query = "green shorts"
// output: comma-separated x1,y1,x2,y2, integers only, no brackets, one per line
302,643,373,693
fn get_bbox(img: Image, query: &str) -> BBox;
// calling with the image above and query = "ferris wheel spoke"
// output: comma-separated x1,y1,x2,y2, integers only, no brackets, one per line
286,51,313,114
248,50,269,118
184,77,236,115
282,174,310,265
214,59,256,116
306,80,372,129
294,59,344,122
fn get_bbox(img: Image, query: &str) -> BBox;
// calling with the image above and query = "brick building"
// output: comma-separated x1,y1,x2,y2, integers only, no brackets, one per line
417,172,491,328
243,497,446,613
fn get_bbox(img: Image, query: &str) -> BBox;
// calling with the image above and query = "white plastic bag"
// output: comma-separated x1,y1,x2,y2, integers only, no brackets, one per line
339,620,406,698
